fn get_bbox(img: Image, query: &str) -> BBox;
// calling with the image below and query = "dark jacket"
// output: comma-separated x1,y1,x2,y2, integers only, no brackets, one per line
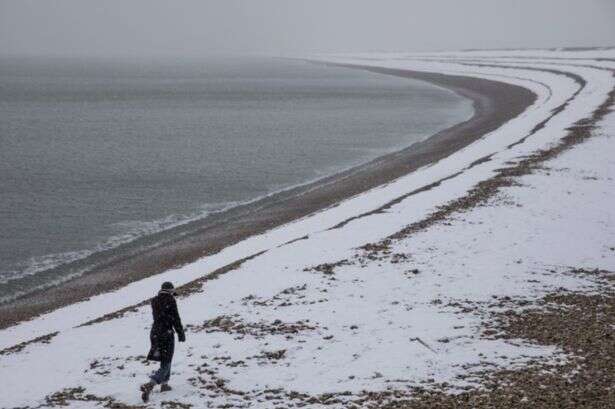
147,290,185,363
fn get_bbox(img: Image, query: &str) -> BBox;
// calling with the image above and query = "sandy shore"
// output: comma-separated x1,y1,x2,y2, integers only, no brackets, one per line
0,66,535,329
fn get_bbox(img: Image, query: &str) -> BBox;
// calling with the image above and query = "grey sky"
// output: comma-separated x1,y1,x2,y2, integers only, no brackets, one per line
1,0,614,57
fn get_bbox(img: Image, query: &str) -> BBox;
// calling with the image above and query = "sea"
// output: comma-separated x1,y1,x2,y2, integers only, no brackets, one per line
0,55,473,303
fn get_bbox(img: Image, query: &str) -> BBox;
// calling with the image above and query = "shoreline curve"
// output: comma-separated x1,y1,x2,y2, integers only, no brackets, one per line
0,65,536,330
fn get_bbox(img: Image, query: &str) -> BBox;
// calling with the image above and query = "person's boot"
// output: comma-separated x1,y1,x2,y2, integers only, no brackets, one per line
140,382,155,402
160,383,172,392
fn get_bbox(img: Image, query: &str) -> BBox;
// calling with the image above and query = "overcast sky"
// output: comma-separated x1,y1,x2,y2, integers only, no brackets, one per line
1,0,614,57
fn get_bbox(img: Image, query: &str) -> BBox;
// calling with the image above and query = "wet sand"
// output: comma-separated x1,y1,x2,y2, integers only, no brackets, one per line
0,66,536,329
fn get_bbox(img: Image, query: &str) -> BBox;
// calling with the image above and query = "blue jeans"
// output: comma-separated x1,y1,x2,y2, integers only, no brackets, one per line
150,360,171,385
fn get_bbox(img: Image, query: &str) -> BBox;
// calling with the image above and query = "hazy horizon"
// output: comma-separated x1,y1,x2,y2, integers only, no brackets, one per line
1,0,614,58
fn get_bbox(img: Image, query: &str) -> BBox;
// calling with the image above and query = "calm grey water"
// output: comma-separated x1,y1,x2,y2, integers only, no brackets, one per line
0,56,472,302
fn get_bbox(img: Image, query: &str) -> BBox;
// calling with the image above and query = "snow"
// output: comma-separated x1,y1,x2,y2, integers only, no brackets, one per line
1,49,614,408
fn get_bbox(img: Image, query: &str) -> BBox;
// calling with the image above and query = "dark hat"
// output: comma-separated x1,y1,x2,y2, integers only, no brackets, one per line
161,281,174,290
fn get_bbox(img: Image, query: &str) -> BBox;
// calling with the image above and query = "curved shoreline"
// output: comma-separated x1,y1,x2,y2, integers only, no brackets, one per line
0,66,535,330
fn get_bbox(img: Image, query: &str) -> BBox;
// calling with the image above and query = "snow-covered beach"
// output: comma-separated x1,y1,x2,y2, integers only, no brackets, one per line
1,48,614,408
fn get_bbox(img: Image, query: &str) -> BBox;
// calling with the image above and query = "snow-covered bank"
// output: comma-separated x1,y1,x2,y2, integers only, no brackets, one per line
1,49,614,408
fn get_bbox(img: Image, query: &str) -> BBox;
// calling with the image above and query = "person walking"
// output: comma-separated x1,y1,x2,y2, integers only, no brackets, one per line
140,281,186,403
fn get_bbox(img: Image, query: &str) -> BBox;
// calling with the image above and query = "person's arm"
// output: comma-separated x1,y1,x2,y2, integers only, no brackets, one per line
151,298,156,322
171,298,186,342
